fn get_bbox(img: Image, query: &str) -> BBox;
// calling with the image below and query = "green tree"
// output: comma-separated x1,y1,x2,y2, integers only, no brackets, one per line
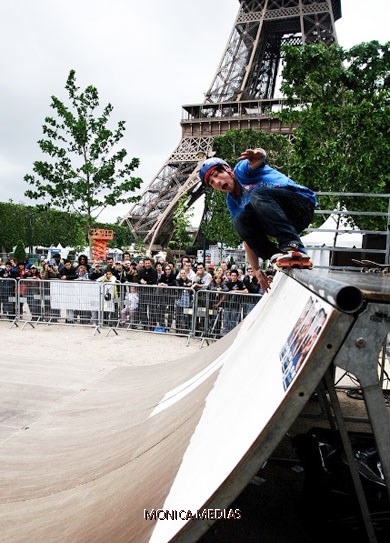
0,202,93,252
14,240,26,263
133,236,146,257
24,70,142,228
34,207,85,247
168,195,194,252
212,128,293,173
0,203,27,252
201,190,240,249
280,41,390,229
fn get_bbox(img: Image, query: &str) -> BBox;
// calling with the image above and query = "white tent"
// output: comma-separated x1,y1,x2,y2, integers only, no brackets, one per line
301,214,362,267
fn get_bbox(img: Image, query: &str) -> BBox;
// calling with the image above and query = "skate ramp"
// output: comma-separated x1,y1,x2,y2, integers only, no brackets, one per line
0,270,382,543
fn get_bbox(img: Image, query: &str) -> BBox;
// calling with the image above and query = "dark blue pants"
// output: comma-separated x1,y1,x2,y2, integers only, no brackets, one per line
233,186,314,260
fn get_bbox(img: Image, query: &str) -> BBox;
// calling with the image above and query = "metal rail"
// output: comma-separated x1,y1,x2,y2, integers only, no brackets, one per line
304,191,390,267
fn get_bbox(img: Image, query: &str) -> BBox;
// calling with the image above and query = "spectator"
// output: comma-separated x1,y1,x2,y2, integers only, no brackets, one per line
136,259,145,275
138,257,157,286
50,253,65,275
76,254,91,274
180,255,193,269
220,261,229,277
192,263,212,291
113,261,131,311
59,260,77,323
120,285,139,326
122,251,132,263
155,262,164,283
104,256,115,273
89,261,104,281
17,262,29,317
242,265,261,318
207,274,229,338
214,266,227,282
243,266,260,293
60,260,77,281
76,265,89,280
192,262,213,334
122,260,132,274
113,261,128,282
175,269,193,332
157,263,176,330
223,269,248,335
0,261,18,318
126,262,140,284
182,260,196,281
75,265,91,323
155,255,166,268
207,263,215,276
96,269,119,325
41,261,60,322
25,264,42,321
137,257,158,328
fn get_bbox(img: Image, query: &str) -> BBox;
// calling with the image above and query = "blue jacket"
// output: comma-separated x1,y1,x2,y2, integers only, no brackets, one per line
226,160,317,219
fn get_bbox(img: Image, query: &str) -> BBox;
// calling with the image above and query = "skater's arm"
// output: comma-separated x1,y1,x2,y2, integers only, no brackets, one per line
237,148,266,170
243,242,271,293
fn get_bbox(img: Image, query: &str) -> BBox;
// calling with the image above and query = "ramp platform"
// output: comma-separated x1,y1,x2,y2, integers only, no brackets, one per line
0,270,389,543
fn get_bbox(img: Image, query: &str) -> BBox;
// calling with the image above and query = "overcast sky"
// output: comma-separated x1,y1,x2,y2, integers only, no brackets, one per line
0,0,388,224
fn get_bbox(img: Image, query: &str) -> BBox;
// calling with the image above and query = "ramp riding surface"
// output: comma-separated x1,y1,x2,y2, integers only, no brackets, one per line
0,270,388,542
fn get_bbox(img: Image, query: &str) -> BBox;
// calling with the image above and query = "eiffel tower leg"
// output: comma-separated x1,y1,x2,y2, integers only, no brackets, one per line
123,136,213,251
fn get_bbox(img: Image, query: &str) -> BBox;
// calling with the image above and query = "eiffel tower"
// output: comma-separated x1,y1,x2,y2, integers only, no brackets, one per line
122,0,341,251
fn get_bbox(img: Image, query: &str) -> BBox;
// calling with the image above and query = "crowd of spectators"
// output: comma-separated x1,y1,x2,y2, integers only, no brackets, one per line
0,251,267,336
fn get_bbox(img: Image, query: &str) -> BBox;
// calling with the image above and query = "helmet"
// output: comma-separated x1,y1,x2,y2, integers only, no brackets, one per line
199,157,230,185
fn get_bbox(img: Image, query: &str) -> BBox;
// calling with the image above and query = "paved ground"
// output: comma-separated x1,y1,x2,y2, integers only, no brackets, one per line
1,319,201,367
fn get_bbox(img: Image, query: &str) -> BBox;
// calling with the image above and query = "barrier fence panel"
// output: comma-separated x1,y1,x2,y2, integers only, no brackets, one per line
18,279,103,327
0,278,18,322
193,290,262,340
107,283,196,337
9,280,262,340
305,191,390,269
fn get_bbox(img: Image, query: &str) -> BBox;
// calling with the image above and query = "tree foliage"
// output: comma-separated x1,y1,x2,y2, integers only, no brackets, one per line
201,42,389,239
0,202,85,252
280,41,390,229
14,240,26,263
168,195,194,252
24,70,142,226
0,202,132,253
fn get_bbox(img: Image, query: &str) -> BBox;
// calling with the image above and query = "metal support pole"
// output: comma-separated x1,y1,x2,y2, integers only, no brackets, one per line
323,369,378,543
333,303,390,501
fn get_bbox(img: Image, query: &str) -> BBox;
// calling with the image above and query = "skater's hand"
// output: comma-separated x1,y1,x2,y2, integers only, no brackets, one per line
255,269,272,294
237,148,266,169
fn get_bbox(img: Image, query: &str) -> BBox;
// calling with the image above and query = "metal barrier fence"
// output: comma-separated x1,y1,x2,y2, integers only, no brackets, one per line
0,278,18,322
192,289,261,341
306,191,390,268
1,279,262,340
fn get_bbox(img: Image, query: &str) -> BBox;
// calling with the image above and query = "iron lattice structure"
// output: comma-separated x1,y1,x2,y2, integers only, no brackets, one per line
123,0,341,251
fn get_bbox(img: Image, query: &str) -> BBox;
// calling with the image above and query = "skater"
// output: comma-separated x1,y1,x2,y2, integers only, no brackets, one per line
200,148,317,292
